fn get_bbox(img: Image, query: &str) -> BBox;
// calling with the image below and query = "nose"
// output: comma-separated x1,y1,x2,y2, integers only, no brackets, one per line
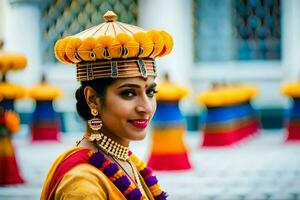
136,95,155,115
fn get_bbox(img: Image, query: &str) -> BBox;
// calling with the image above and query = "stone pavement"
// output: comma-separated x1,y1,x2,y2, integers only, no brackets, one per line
0,129,300,200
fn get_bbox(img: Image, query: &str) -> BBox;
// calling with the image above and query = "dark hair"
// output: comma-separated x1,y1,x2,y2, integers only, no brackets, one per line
75,78,116,120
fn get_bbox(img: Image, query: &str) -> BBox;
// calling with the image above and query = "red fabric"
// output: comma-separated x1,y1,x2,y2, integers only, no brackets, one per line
286,125,300,141
147,153,191,171
239,121,259,139
30,125,60,142
31,121,60,128
47,149,90,200
0,156,24,185
252,117,261,135
201,122,258,147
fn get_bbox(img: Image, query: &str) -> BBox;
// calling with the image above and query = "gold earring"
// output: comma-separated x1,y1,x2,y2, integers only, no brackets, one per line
87,108,102,131
87,108,103,142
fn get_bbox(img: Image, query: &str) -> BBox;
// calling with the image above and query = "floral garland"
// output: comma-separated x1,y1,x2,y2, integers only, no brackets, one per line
88,151,167,200
129,152,167,200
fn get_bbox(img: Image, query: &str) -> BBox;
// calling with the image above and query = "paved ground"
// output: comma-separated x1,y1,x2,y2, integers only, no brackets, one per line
0,129,300,200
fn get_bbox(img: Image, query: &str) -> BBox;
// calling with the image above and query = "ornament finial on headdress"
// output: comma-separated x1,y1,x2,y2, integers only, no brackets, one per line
103,11,117,22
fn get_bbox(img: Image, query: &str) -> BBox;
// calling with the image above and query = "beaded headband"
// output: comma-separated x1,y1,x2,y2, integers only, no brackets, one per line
54,11,173,81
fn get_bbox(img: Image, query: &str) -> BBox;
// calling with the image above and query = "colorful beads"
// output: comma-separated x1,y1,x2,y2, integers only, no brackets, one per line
88,151,167,200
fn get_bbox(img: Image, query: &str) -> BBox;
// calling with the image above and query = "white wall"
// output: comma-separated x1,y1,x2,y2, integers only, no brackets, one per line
282,0,300,81
5,1,41,86
0,0,9,39
139,0,193,86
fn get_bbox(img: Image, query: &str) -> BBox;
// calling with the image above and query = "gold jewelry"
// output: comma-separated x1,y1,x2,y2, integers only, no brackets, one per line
75,137,85,146
87,108,102,131
111,156,144,194
85,132,129,161
128,159,144,193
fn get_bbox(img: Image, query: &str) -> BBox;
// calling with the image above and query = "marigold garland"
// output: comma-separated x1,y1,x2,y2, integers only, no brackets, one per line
88,151,167,200
116,33,139,59
129,153,167,200
55,30,172,64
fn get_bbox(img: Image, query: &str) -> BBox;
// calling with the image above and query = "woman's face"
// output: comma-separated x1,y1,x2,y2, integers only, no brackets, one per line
99,76,157,146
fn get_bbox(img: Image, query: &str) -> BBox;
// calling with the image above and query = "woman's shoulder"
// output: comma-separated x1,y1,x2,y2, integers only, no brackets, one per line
60,162,116,188
54,149,125,200
40,147,93,200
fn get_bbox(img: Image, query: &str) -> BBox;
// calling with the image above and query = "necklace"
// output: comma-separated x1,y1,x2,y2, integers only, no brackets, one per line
88,150,167,200
77,133,167,199
111,155,144,194
75,137,85,146
83,132,129,161
128,159,145,196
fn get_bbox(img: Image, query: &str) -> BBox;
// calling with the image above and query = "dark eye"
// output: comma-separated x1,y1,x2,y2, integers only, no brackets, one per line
120,90,136,98
146,88,158,98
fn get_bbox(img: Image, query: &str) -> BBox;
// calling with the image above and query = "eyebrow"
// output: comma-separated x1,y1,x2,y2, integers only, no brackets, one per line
118,82,157,89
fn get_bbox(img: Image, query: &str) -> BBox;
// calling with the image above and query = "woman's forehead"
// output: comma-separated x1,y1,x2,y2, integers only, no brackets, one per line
112,77,156,88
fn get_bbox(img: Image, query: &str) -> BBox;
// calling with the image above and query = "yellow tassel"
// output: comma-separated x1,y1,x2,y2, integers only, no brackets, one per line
94,36,121,60
147,30,164,58
133,32,153,58
54,38,69,63
77,37,97,61
65,37,82,63
116,33,139,58
149,184,163,196
129,154,146,170
158,31,174,57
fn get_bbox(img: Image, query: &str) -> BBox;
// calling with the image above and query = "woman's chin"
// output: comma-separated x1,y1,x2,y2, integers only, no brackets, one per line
130,132,147,141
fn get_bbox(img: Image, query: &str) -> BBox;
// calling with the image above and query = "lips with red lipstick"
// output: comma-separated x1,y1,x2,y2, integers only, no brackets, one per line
128,119,149,129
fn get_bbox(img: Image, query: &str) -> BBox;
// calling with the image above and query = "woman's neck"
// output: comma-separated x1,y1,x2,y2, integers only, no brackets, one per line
83,126,130,161
77,137,98,151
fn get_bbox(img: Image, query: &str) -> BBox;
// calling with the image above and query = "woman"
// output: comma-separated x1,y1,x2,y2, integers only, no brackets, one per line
41,10,173,200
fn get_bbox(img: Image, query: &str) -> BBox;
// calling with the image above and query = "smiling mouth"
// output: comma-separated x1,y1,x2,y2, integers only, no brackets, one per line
128,119,149,129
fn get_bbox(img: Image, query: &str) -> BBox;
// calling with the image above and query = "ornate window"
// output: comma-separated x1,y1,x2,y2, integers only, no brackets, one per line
41,0,138,63
194,0,281,62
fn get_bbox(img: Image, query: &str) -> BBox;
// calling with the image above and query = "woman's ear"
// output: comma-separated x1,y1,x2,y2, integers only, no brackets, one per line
83,86,101,109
